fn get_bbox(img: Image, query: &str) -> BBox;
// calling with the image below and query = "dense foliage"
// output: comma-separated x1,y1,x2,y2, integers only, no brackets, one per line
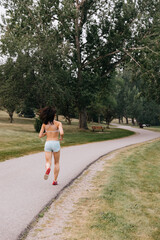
0,0,159,126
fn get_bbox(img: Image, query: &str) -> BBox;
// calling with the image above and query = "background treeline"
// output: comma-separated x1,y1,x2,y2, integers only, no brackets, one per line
0,0,159,128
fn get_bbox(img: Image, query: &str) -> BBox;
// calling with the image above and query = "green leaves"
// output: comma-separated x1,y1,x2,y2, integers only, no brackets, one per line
0,0,159,126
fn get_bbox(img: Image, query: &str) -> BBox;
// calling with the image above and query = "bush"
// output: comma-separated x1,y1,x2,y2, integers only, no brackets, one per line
17,107,35,118
24,112,35,118
34,118,42,132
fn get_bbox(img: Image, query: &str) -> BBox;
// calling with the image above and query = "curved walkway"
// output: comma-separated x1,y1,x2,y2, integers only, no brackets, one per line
0,125,160,240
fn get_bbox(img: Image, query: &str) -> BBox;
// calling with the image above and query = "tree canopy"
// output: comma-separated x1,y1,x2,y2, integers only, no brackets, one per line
0,0,159,127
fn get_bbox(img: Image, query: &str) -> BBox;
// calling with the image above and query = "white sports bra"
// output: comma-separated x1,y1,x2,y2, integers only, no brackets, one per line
45,122,59,133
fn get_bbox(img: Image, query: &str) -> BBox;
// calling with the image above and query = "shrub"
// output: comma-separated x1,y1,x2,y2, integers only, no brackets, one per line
17,107,35,118
34,118,42,132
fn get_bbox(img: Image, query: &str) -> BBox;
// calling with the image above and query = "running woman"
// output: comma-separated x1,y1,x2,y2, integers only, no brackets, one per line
39,106,64,185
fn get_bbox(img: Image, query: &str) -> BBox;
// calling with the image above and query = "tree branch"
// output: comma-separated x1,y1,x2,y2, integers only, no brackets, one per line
82,50,120,67
101,56,126,79
79,0,86,8
122,49,141,67
82,44,159,69
128,46,159,55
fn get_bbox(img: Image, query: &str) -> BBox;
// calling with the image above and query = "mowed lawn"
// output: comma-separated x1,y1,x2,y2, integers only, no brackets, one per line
0,111,134,162
62,140,160,240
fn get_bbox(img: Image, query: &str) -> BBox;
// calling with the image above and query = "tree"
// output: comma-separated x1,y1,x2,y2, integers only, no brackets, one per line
136,99,160,126
114,75,125,123
56,0,160,128
126,0,160,104
1,0,160,128
0,59,21,122
100,75,117,127
0,0,65,110
115,66,160,126
87,72,117,127
57,82,77,125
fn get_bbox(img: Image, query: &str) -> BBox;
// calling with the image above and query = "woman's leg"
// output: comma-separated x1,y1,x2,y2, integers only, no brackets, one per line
44,151,52,180
53,151,60,182
45,151,52,170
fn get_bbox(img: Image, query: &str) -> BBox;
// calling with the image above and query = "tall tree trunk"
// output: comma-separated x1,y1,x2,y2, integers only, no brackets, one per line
106,118,110,128
66,116,72,125
9,111,13,123
125,117,128,124
98,115,101,124
132,117,135,125
118,117,121,124
79,109,88,129
75,1,88,129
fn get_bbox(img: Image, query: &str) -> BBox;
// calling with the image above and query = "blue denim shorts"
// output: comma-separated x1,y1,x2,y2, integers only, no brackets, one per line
44,141,60,152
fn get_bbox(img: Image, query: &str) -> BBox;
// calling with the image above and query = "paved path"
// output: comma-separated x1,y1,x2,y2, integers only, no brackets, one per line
0,125,160,240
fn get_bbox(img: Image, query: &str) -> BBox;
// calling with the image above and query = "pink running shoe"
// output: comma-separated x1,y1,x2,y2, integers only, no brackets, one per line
44,168,51,180
52,181,58,185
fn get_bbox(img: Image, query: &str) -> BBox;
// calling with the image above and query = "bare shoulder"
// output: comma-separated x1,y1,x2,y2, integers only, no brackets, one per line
54,120,62,127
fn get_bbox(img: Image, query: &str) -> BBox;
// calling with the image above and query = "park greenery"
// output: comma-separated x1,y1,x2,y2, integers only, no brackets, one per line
0,0,160,128
61,139,160,239
0,110,134,161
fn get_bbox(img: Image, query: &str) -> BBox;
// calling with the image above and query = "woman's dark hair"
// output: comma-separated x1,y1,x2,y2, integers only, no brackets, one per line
39,106,57,124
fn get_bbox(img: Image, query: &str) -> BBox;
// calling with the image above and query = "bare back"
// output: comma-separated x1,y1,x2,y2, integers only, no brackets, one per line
44,121,61,141
39,120,64,141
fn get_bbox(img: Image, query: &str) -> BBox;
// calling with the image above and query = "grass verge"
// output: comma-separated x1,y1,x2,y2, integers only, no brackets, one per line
62,140,160,240
0,111,134,162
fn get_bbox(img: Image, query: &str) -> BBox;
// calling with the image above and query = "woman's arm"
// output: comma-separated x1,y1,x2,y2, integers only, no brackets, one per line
39,124,47,138
58,122,64,141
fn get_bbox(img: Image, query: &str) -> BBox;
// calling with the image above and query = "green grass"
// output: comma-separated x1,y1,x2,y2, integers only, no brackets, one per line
62,127,133,146
147,126,160,132
62,140,160,240
0,111,134,162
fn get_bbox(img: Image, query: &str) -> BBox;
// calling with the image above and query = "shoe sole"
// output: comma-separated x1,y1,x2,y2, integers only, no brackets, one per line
52,182,58,185
44,174,49,180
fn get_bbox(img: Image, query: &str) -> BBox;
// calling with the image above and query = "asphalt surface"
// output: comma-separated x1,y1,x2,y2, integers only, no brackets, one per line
0,125,160,240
